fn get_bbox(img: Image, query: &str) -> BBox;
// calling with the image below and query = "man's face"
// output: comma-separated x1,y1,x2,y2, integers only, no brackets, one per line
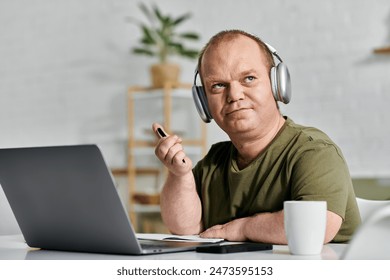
201,35,279,137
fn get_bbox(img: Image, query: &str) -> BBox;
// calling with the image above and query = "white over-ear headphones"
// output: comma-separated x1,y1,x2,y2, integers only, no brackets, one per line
192,43,291,123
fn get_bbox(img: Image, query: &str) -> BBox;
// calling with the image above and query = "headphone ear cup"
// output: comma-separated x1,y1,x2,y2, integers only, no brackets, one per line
192,85,213,123
270,62,291,104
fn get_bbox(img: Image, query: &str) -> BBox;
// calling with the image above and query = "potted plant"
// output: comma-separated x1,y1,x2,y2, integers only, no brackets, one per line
130,3,200,87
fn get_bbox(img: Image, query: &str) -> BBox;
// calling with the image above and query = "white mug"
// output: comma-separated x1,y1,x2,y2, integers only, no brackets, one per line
284,201,327,255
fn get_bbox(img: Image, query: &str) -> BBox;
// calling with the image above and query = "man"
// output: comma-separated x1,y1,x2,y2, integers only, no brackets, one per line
152,30,360,244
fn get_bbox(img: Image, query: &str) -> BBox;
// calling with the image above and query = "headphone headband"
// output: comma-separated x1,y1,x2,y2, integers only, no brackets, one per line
265,43,283,63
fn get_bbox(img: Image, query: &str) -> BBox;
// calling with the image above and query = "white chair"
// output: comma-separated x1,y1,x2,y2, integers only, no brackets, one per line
343,199,390,259
0,185,21,235
356,197,390,222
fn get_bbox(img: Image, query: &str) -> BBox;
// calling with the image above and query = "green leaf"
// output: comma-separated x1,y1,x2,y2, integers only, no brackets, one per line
163,15,174,28
153,5,165,23
178,49,199,58
178,32,200,40
168,42,184,49
133,48,155,56
141,37,155,45
138,3,154,25
167,42,184,55
172,13,191,26
141,25,156,44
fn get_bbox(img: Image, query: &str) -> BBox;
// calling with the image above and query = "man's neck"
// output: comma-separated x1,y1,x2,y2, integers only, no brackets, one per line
231,115,286,170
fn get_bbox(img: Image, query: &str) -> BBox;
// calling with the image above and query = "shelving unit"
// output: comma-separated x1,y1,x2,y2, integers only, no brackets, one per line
373,46,390,54
127,83,207,232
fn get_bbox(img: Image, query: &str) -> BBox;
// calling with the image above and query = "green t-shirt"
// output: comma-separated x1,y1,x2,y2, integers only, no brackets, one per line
193,117,361,243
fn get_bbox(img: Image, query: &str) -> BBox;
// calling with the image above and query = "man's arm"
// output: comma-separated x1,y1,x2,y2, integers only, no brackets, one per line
152,123,203,235
200,210,342,244
160,172,203,235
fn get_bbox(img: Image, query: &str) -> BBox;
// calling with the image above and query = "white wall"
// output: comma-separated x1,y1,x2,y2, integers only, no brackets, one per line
0,0,389,177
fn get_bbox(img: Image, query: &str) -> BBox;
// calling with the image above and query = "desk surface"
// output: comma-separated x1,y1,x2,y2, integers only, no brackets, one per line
0,234,346,260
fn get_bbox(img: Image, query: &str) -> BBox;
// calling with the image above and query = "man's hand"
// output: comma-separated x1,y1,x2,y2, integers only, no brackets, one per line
152,123,192,177
199,210,341,244
199,212,286,244
199,217,248,241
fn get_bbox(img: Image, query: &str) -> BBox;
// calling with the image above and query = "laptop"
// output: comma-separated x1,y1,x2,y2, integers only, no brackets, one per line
0,144,209,255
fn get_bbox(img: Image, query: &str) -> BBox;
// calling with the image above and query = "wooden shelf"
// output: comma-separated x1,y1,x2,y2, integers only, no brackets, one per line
373,46,390,54
133,193,160,205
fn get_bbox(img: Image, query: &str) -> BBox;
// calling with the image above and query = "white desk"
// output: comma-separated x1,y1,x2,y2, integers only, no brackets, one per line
0,234,346,260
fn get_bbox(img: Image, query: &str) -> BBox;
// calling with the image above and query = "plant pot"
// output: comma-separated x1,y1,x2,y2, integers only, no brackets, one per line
150,63,180,88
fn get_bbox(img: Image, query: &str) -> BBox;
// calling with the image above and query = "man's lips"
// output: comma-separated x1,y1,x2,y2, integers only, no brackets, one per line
225,107,250,115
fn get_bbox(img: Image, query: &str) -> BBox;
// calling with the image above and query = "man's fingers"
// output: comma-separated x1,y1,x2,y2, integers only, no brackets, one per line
165,141,184,163
152,123,187,168
199,224,225,238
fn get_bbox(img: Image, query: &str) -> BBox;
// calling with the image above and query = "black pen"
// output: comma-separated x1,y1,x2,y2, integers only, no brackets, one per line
157,128,166,138
156,127,185,164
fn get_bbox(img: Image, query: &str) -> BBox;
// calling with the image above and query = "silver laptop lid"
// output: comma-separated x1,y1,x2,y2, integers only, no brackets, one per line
0,144,143,255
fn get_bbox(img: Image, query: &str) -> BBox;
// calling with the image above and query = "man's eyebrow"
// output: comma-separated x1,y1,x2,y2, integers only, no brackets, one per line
203,76,224,84
241,69,258,76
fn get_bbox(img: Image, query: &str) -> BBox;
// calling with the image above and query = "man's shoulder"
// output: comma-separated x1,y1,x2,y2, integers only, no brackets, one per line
206,141,233,158
285,117,335,145
283,117,346,161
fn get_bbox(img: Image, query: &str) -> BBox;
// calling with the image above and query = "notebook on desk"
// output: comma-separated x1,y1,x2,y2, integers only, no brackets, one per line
0,144,220,255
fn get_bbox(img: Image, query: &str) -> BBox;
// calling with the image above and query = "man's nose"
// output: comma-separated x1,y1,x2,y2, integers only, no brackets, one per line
226,82,245,103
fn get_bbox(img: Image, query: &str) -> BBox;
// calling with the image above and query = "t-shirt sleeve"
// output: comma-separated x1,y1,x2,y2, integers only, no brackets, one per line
290,141,352,220
192,160,203,196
